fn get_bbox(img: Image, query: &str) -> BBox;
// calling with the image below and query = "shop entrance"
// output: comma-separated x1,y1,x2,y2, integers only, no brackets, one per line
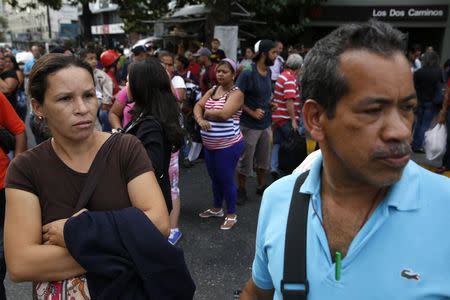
398,27,445,55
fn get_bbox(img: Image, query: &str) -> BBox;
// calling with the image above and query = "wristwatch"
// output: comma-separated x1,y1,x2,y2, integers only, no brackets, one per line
111,128,124,134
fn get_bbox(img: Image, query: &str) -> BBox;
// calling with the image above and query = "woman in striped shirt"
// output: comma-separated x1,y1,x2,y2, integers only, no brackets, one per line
194,59,244,230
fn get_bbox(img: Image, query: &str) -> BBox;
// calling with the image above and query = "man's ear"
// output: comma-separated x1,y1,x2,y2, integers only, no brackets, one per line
31,98,44,118
302,99,326,142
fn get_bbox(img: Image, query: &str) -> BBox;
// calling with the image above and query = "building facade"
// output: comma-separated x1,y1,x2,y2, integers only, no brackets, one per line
304,0,450,63
86,0,127,48
4,0,78,48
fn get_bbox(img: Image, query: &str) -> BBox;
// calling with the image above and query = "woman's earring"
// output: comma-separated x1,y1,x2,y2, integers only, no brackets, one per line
37,115,44,120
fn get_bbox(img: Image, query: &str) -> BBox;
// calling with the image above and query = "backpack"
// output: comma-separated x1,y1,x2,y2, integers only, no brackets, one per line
279,131,307,173
0,127,15,153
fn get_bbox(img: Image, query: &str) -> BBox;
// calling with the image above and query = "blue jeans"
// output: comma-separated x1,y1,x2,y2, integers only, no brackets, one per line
98,109,112,132
204,140,244,214
412,103,437,151
442,111,450,168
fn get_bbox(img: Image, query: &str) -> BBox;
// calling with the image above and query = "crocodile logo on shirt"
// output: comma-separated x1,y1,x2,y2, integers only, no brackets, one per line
401,269,420,281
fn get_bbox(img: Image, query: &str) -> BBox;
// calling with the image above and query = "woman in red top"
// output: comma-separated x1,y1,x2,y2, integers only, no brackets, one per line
0,92,26,299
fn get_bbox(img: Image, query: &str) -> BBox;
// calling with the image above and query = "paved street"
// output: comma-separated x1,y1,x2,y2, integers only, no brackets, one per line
5,160,263,299
5,127,264,299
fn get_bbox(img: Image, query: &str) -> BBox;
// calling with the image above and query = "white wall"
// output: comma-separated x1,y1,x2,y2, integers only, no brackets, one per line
5,0,78,42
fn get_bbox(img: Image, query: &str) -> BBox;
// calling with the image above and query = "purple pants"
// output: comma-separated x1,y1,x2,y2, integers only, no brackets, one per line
204,140,244,214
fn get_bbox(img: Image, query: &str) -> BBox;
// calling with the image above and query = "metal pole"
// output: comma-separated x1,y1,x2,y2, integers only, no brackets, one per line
46,5,52,39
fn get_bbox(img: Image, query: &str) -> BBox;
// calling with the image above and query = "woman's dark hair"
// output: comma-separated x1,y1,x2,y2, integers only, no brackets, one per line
128,57,184,150
217,60,235,74
176,55,189,69
4,54,19,71
28,54,94,105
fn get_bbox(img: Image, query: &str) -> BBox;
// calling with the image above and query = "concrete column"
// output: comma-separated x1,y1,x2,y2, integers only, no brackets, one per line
441,4,450,64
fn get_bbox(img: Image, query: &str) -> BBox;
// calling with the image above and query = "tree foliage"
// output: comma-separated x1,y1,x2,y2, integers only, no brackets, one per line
7,0,326,42
241,0,326,43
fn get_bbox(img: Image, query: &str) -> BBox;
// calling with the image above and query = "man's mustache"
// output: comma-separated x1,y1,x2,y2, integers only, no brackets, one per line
372,143,412,159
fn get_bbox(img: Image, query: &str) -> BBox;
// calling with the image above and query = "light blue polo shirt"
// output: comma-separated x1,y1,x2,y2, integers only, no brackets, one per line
252,154,450,299
23,58,36,75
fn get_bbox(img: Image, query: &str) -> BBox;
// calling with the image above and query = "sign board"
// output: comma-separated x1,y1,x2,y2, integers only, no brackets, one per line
309,5,449,23
91,23,124,35
214,26,239,61
59,24,79,39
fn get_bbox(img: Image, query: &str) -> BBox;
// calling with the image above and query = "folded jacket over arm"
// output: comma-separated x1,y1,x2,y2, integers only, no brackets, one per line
64,207,195,300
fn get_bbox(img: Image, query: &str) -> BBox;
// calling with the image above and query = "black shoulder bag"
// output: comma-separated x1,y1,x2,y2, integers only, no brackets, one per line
0,127,16,153
281,171,311,300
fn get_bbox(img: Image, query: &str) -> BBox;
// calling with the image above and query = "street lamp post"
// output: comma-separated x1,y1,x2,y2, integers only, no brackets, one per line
47,5,52,39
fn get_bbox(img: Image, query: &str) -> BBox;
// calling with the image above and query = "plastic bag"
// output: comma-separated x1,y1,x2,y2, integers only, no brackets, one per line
424,123,447,160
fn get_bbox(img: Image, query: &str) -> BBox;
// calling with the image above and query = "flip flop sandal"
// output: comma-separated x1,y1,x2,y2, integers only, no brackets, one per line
220,216,237,230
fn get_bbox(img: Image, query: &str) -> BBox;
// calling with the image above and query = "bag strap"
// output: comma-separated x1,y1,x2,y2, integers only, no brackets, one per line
281,170,311,300
74,133,120,212
124,115,161,134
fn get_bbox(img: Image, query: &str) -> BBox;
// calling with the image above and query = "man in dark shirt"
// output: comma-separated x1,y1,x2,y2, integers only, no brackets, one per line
411,50,443,152
235,39,277,204
210,38,226,63
194,47,218,96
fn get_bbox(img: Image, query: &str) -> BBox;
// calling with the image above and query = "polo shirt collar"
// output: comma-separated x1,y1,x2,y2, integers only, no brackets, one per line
298,153,422,212
384,161,422,211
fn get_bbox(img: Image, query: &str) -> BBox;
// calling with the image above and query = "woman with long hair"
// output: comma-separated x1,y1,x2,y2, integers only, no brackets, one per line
4,54,194,299
194,59,244,230
125,57,184,216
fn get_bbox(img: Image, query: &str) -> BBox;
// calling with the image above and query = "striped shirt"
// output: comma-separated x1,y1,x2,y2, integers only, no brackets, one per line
201,86,243,150
272,70,301,127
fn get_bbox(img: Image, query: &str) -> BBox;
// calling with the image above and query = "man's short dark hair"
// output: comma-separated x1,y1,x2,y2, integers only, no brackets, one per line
78,47,96,60
422,50,439,68
176,55,189,69
158,50,173,60
301,20,406,118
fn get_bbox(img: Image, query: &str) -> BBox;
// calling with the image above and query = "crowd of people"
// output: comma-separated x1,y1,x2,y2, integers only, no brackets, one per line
0,19,449,299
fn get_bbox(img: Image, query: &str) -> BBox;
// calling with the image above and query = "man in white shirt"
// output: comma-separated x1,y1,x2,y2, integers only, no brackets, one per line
270,41,285,83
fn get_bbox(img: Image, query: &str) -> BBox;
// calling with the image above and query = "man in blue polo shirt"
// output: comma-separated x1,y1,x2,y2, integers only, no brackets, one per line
240,21,450,299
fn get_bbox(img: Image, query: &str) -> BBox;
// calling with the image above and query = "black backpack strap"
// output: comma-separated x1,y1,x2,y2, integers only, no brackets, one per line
281,171,311,300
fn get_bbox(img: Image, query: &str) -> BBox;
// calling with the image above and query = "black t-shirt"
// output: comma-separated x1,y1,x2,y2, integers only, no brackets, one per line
0,70,18,108
413,66,443,104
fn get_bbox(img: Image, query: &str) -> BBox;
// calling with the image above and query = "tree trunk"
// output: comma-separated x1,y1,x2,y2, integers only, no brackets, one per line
205,0,231,43
80,0,93,43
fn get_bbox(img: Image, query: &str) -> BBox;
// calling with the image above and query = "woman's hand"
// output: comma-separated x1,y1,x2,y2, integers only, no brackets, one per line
42,218,68,248
198,119,211,131
42,209,88,248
